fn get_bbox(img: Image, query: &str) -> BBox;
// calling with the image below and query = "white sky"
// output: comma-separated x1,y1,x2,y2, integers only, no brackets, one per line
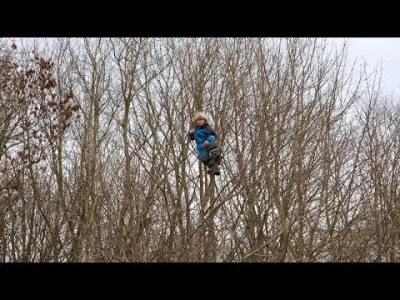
332,38,400,95
12,37,400,95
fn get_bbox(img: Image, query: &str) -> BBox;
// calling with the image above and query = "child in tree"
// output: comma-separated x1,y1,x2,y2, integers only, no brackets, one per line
187,112,221,175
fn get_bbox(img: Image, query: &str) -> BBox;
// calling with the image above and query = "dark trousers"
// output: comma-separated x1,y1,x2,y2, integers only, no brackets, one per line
199,147,221,169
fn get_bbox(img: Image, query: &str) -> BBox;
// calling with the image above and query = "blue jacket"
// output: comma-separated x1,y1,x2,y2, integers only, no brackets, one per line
187,123,217,158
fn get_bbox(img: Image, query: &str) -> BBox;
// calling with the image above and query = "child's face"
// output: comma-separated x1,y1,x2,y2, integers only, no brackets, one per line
196,118,205,125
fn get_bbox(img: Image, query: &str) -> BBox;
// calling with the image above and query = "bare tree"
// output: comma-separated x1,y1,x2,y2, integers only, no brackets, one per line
0,39,78,261
3,37,399,262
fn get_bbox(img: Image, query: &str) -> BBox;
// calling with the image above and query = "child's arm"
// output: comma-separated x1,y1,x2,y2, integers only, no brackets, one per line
187,128,195,140
205,124,217,142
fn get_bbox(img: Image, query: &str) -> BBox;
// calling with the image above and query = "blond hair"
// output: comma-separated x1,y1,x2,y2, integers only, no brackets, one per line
192,112,207,122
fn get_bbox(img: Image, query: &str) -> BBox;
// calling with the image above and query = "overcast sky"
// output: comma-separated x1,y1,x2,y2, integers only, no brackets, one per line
14,37,400,95
332,38,400,95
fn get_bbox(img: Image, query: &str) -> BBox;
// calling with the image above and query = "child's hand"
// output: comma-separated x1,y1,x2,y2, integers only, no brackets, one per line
203,140,209,149
190,128,195,133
